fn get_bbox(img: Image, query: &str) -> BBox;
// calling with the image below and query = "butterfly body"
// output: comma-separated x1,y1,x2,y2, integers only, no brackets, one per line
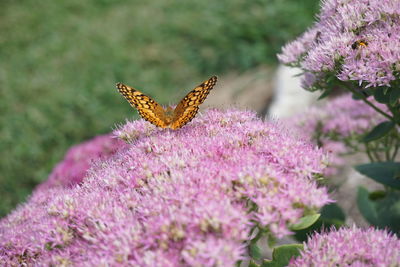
162,107,175,126
117,76,217,129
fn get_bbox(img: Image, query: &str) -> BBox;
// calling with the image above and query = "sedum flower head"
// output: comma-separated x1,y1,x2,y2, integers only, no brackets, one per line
278,0,400,89
36,134,127,191
0,109,331,266
285,94,387,175
289,226,400,267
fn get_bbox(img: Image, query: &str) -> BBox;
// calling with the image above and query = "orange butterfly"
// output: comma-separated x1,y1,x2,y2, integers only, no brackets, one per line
116,76,217,129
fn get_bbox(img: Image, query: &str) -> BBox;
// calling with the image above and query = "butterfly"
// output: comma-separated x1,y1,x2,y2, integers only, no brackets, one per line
116,76,217,129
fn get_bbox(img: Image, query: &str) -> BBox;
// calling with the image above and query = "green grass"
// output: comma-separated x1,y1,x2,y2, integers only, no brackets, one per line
0,0,319,217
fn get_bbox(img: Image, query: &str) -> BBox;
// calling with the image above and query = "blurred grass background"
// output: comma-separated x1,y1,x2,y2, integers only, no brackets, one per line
0,0,319,217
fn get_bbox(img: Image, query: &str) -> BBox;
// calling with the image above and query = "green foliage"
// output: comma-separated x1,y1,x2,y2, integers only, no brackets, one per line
248,226,271,261
357,187,400,235
357,187,379,225
289,213,320,231
362,121,396,142
317,88,332,100
262,244,303,267
389,88,400,106
355,162,400,189
249,261,260,267
373,86,392,104
320,202,346,222
293,203,346,242
250,243,263,260
0,1,319,217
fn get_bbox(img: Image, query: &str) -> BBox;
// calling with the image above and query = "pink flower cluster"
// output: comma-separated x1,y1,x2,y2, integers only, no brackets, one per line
36,134,127,191
278,0,400,89
0,109,331,266
289,226,400,267
285,94,386,175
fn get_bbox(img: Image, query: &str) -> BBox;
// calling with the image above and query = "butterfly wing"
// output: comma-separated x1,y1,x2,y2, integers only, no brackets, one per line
170,76,217,129
116,82,167,128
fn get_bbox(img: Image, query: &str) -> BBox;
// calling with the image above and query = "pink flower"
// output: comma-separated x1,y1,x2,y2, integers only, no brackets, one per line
36,134,127,191
278,0,400,89
0,109,331,266
285,94,387,175
289,226,400,267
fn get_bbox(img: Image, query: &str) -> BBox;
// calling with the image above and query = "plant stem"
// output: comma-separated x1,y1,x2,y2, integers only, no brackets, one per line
384,135,391,161
391,142,400,161
365,143,375,162
371,142,382,162
340,82,395,121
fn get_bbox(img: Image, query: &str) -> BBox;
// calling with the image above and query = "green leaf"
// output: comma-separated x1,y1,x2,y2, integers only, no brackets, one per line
262,244,303,267
267,233,277,248
45,242,53,251
351,90,364,100
320,202,346,221
293,71,306,77
293,203,345,242
368,190,386,200
318,89,332,100
249,260,260,267
250,243,262,260
389,89,400,106
374,86,391,104
373,191,400,234
290,214,320,231
362,121,395,142
357,187,400,235
363,88,374,97
355,162,400,189
357,187,379,225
